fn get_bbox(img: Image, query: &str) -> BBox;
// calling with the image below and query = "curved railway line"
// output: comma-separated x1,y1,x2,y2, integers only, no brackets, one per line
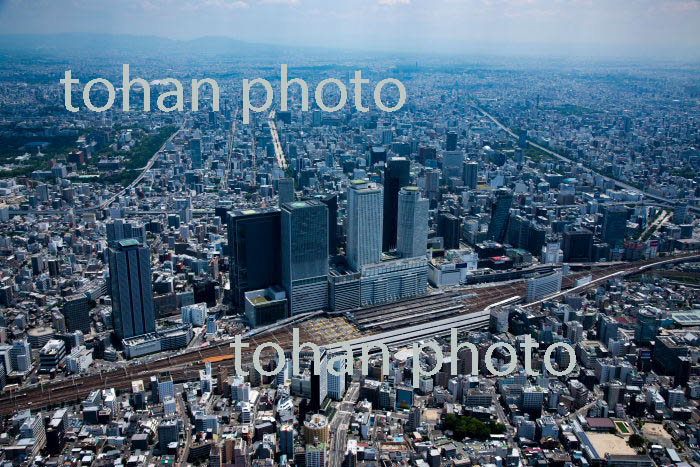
1,253,698,416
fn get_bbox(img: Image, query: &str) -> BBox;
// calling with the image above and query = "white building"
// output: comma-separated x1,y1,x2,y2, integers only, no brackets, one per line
326,351,347,400
427,249,479,287
396,187,429,259
346,180,383,270
181,303,208,327
66,345,93,374
526,271,563,303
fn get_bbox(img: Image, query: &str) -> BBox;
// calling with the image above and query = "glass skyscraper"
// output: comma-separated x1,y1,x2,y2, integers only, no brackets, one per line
486,188,514,243
228,207,281,309
281,200,329,315
382,157,410,251
108,239,155,340
602,206,628,248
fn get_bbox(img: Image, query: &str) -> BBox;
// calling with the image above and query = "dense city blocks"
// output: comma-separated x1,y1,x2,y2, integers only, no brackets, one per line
1,4,700,467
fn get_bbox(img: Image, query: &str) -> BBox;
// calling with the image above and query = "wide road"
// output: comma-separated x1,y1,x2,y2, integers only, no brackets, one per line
268,110,288,170
472,104,699,214
0,253,698,417
328,382,359,467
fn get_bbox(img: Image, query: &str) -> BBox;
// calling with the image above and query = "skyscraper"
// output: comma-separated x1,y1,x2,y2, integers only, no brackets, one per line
463,161,478,189
602,206,628,248
562,228,594,263
191,137,202,169
108,239,155,340
281,200,329,315
228,208,281,309
63,293,91,334
397,187,429,259
486,188,513,243
347,180,384,270
382,157,410,251
442,151,464,179
320,193,339,256
278,178,295,206
106,219,146,246
446,130,458,151
437,212,461,250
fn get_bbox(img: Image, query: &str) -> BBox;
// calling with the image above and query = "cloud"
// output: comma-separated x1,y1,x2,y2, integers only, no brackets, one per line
378,0,411,5
260,0,300,4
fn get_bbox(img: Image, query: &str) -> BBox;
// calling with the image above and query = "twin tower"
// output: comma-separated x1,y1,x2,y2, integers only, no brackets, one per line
229,158,429,319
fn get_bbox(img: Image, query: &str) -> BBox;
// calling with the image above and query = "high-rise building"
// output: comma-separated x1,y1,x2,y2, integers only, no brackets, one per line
190,137,202,169
486,188,513,243
158,419,179,449
304,413,330,444
10,340,32,373
228,208,281,309
63,293,90,334
108,239,156,340
63,293,91,334
438,212,461,250
635,310,660,344
562,228,594,263
382,157,410,251
281,200,329,315
320,193,339,256
463,161,478,189
506,214,530,250
279,425,295,457
346,181,383,270
446,130,458,151
397,187,429,259
278,178,295,205
442,151,464,179
602,206,628,248
424,168,440,201
673,202,688,224
106,219,146,246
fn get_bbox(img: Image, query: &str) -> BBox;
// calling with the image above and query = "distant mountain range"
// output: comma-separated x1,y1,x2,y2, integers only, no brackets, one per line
0,33,317,58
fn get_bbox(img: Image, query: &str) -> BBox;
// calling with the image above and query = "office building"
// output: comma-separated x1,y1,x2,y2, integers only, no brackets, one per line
486,188,513,243
346,180,383,270
446,130,458,151
10,340,32,373
438,212,462,250
382,157,410,251
463,161,478,189
158,419,179,449
396,186,429,259
562,228,594,263
108,239,156,340
228,208,281,309
244,286,288,327
63,293,91,334
526,272,563,303
281,200,329,315
190,137,202,169
442,151,464,179
320,193,339,256
278,177,295,205
39,339,66,373
602,206,628,248
106,219,146,247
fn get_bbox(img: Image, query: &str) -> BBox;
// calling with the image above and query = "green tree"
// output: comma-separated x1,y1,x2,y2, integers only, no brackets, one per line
629,434,645,448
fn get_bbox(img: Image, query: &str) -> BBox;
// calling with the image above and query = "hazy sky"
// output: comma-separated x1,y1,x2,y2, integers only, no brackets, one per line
1,0,700,58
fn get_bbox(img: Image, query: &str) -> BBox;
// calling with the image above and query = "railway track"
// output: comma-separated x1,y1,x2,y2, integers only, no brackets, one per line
2,253,698,416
